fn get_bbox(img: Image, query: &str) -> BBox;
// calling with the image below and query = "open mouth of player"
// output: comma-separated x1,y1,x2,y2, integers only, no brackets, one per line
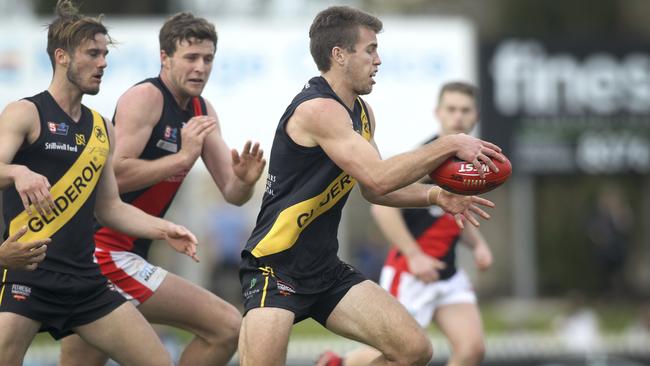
188,78,204,86
92,73,103,82
370,70,377,83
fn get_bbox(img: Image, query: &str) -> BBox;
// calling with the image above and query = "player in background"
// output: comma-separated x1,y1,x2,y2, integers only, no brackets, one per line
238,7,504,366
60,12,266,366
317,82,492,366
0,1,198,365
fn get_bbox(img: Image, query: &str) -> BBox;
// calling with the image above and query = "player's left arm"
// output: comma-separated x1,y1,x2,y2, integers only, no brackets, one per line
460,225,493,270
357,103,492,227
200,100,266,206
94,118,199,261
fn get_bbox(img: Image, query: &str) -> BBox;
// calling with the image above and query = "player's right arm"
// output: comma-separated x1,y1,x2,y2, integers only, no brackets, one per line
0,100,55,216
370,204,445,283
289,98,503,197
111,83,216,193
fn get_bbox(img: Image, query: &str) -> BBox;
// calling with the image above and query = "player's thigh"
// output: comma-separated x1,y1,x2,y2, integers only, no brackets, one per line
138,272,241,340
239,307,294,366
325,280,427,352
73,302,171,366
0,312,40,363
59,334,109,366
433,302,484,350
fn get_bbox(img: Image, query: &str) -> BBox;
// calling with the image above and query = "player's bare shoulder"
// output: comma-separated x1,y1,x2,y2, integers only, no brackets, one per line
114,82,164,127
288,98,351,146
297,97,347,120
0,99,41,143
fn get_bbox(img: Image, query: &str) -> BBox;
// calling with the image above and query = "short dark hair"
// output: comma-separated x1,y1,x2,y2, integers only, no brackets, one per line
309,6,383,72
159,12,217,56
438,82,479,105
46,0,110,69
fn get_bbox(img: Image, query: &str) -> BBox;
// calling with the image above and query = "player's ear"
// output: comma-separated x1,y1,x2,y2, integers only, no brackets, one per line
331,46,345,67
160,50,170,69
54,48,70,68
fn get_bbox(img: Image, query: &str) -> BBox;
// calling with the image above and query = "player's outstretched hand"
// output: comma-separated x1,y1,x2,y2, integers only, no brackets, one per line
13,166,55,216
436,188,494,229
0,226,49,271
232,140,266,185
164,224,199,262
451,133,506,178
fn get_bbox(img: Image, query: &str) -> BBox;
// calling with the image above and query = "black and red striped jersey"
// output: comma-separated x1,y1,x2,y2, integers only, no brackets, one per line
94,77,206,259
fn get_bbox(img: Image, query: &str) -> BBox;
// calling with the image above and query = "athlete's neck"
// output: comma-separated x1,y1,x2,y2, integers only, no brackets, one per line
47,80,84,122
321,74,357,110
159,72,192,110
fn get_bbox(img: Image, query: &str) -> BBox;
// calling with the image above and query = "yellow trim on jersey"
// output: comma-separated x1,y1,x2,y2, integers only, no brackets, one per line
0,269,7,306
9,110,109,242
260,276,269,307
251,171,356,258
357,97,371,141
259,266,274,307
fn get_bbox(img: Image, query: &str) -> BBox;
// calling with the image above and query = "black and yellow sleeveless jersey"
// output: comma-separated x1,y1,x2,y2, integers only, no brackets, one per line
2,91,109,279
243,76,371,282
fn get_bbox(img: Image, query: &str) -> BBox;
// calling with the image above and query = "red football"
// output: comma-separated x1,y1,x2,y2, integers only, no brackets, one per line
429,156,512,195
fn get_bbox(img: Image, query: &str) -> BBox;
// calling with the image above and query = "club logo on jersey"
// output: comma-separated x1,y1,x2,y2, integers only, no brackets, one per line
164,126,178,143
94,126,107,143
75,133,86,146
47,121,69,136
249,278,257,289
11,284,31,301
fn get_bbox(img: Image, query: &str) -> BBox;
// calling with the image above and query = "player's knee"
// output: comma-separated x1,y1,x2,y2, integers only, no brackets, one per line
219,306,242,346
59,336,107,366
205,304,241,348
454,340,485,366
388,331,432,366
408,334,433,366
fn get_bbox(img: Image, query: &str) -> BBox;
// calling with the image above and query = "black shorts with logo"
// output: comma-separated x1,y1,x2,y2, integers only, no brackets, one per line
239,253,367,326
0,268,125,340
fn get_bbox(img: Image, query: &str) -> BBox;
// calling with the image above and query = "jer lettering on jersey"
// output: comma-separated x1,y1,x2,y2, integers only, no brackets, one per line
297,174,353,228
